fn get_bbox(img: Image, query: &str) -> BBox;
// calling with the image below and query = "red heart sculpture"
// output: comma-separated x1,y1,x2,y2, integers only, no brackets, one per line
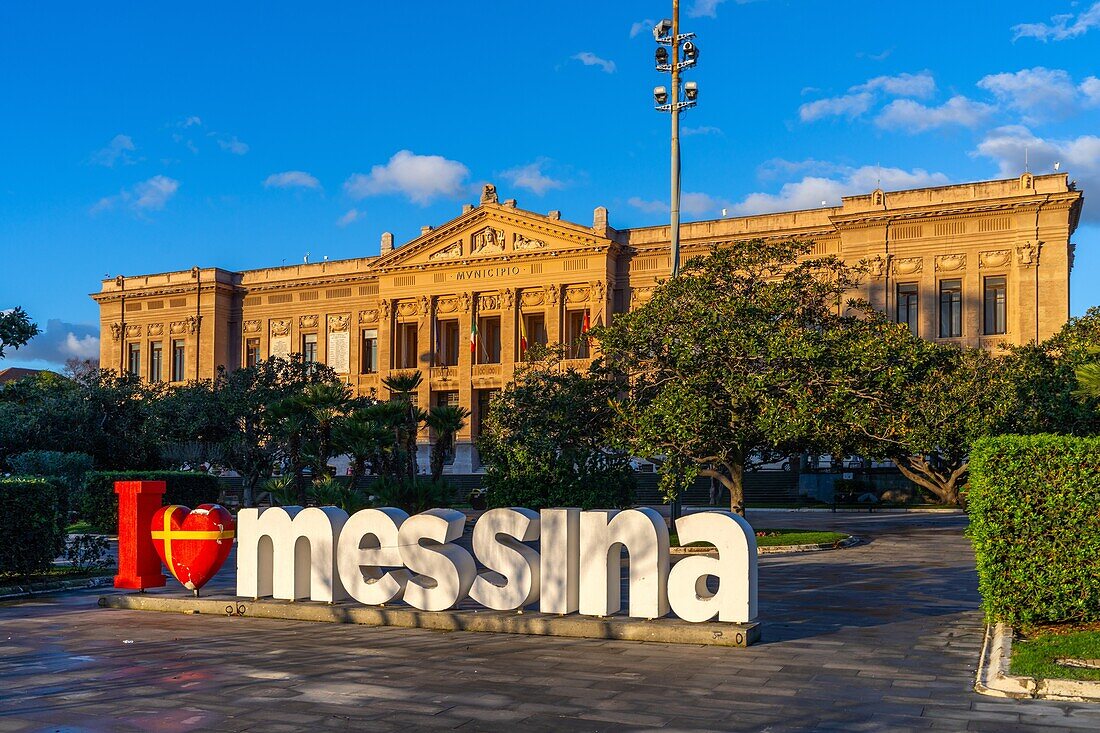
150,504,235,591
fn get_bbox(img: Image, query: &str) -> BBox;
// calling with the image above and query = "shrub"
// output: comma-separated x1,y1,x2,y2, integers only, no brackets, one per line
78,471,222,532
370,476,453,515
485,463,635,511
968,434,1100,625
9,451,94,520
63,534,111,573
0,478,66,580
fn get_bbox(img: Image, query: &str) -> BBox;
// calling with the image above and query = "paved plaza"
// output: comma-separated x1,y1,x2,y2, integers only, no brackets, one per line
2,511,1099,732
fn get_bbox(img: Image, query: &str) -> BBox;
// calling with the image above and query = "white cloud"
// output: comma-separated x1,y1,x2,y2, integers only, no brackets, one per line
875,95,996,133
853,71,936,99
977,67,1080,119
179,116,203,128
344,150,470,205
217,135,249,155
9,319,99,366
727,165,950,216
92,175,180,214
799,92,873,122
336,209,362,227
627,197,668,214
1012,2,1100,42
629,18,655,38
500,159,566,196
756,158,846,180
571,52,616,74
683,125,723,136
1082,76,1100,107
688,0,756,18
90,134,137,167
975,125,1100,220
627,192,728,217
264,171,322,190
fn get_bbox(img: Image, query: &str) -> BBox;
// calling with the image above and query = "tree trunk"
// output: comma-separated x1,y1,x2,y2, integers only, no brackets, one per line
728,457,745,516
894,455,968,506
429,435,448,482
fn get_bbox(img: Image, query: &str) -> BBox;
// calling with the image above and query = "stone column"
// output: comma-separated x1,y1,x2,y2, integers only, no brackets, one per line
377,298,392,376
455,292,475,472
545,283,561,348
501,288,517,380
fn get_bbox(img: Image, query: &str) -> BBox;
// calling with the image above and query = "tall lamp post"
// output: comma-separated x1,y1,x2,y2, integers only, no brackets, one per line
653,4,699,521
653,2,699,278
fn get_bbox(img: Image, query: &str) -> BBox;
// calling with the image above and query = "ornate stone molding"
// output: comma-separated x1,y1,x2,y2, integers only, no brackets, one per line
429,241,462,261
147,323,164,337
436,296,459,315
243,320,261,334
270,318,291,336
864,254,890,280
502,288,515,309
299,314,319,330
891,257,923,276
328,314,350,332
125,324,142,339
630,286,656,305
471,227,506,255
565,285,591,304
592,280,606,303
935,253,967,272
520,289,545,308
379,299,391,321
547,283,559,305
514,233,545,251
396,300,419,318
477,292,501,311
109,323,123,341
170,320,189,335
978,250,1012,269
1015,241,1041,268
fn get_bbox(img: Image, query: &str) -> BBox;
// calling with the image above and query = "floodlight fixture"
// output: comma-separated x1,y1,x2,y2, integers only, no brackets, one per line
655,47,669,68
653,86,668,105
684,81,698,101
653,19,673,41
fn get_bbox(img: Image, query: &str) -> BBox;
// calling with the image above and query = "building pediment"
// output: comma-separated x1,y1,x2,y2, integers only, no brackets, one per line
374,204,615,273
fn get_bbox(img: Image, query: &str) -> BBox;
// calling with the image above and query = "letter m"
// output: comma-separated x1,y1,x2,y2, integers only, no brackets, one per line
237,506,348,602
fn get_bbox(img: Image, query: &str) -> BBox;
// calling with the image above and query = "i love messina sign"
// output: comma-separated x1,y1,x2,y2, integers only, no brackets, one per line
114,481,758,625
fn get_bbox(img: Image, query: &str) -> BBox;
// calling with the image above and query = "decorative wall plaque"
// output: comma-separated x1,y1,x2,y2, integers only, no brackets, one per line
147,323,164,337
299,314,319,330
514,233,545,251
436,296,459,314
892,257,923,276
478,293,501,311
126,324,142,339
1016,241,1040,267
110,323,122,341
429,241,462,261
170,320,189,335
396,300,419,318
565,286,591,304
243,320,261,334
328,314,350,332
978,250,1011,269
935,253,966,272
520,289,544,308
864,255,890,280
270,318,291,336
358,309,379,325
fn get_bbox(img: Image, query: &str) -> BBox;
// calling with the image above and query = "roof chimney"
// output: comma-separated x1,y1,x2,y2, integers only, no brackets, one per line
421,225,433,236
462,203,474,214
380,232,394,255
503,198,517,208
593,206,609,232
548,210,561,220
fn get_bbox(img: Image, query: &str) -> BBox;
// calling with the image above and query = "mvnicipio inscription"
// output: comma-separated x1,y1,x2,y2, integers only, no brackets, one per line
236,506,758,624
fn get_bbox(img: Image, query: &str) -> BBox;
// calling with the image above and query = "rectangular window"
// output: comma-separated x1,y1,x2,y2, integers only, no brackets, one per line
436,319,460,366
302,333,318,363
436,390,460,408
477,316,501,364
149,342,163,383
171,339,186,382
360,329,378,373
476,388,499,438
395,323,419,369
519,313,547,358
245,338,260,368
896,283,919,335
984,276,1007,335
566,310,590,359
127,343,141,376
939,279,962,338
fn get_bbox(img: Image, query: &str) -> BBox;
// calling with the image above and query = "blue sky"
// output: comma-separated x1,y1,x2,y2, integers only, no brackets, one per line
2,0,1099,370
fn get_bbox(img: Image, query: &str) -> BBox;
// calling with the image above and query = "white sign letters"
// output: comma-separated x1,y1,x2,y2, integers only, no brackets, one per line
236,506,758,624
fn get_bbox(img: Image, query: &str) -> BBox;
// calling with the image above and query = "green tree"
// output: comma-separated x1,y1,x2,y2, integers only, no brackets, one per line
0,307,39,358
597,241,893,515
382,371,426,480
863,343,1013,505
479,346,635,509
335,403,397,486
426,404,470,482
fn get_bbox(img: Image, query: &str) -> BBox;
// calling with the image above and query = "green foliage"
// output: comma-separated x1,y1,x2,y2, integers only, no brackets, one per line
0,477,66,580
78,471,222,532
308,477,371,514
479,348,635,510
8,450,93,488
0,369,161,471
369,476,454,515
597,240,898,513
63,534,111,573
0,307,39,358
426,404,469,482
968,435,1100,625
382,371,426,481
1011,629,1100,682
263,474,298,507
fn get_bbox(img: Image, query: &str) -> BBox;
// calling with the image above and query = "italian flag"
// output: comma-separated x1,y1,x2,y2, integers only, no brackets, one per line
470,318,478,355
519,314,529,355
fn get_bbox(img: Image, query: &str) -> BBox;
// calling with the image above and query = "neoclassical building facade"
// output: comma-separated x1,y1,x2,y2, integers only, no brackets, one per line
94,173,1083,471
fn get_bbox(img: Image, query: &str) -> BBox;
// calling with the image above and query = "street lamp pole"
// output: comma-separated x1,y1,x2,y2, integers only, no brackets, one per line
652,3,698,278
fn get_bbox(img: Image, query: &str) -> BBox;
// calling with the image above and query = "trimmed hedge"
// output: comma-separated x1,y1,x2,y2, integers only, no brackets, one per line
968,434,1100,625
78,471,222,532
0,477,66,579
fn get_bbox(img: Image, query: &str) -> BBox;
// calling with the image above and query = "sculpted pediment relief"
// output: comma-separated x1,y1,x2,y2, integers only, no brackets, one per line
374,208,614,271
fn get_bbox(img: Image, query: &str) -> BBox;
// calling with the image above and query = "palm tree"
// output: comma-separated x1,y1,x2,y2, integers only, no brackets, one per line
297,382,352,478
1074,348,1100,402
426,405,470,481
335,404,396,486
382,370,425,479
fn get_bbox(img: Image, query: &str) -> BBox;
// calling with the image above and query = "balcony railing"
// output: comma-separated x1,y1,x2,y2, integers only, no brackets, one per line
472,364,501,379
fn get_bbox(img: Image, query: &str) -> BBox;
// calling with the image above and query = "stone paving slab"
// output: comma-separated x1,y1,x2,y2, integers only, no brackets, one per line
1,511,1098,731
